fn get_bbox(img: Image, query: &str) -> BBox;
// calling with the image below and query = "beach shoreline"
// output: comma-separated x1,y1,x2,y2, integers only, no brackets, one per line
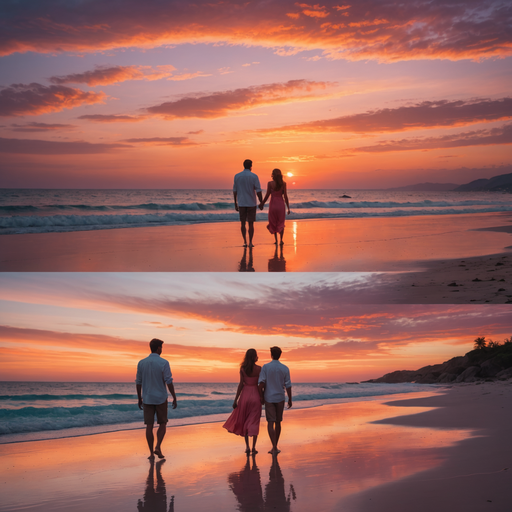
1,383,510,511
1,211,511,272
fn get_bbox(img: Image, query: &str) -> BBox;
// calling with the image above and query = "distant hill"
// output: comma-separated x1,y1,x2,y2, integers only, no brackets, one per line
364,339,512,384
453,172,512,192
386,172,512,193
386,182,458,191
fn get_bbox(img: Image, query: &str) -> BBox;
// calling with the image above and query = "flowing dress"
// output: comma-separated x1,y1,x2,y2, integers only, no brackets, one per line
267,189,285,235
223,371,262,437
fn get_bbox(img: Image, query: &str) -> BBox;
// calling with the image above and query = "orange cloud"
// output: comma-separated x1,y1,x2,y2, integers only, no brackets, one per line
78,114,144,123
122,137,199,146
0,137,130,154
0,83,106,116
256,98,512,134
10,122,77,132
0,1,510,62
49,65,176,86
146,79,333,119
350,123,512,153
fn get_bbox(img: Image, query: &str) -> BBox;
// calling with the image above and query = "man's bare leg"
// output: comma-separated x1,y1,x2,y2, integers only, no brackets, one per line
267,421,280,454
154,423,166,459
275,421,282,446
146,423,155,459
240,222,247,246
248,222,255,247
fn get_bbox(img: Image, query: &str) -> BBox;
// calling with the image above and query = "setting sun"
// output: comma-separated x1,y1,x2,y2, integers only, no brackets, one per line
287,172,294,177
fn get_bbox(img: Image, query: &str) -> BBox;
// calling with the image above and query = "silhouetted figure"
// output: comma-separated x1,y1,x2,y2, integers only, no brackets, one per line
233,159,264,247
268,245,286,272
228,455,264,512
137,459,174,512
264,455,295,511
258,346,292,455
238,246,255,272
260,168,290,245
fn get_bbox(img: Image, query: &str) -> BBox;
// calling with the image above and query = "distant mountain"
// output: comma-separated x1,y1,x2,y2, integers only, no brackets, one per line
453,172,512,192
386,182,458,191
364,340,512,384
386,172,512,193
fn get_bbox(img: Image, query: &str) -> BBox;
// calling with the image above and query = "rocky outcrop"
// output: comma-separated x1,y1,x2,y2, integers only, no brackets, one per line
364,343,512,384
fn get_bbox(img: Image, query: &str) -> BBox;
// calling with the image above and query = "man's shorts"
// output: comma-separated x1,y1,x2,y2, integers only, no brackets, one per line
264,401,285,423
239,206,256,223
143,401,168,425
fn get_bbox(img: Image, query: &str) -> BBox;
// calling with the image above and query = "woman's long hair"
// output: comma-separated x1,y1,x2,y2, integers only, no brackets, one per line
241,348,258,376
272,168,284,191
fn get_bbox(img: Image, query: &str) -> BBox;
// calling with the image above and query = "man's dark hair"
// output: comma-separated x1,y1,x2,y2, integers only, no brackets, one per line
243,159,252,169
149,338,164,353
270,346,282,359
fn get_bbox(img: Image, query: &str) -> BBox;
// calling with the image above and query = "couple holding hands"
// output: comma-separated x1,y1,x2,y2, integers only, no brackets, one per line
233,159,291,247
223,346,292,456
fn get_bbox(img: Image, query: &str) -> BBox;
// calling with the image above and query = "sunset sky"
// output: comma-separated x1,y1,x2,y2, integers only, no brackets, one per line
0,272,510,382
1,0,511,189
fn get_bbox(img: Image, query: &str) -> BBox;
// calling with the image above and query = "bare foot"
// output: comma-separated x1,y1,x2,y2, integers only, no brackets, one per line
154,448,165,459
148,454,155,460
268,449,281,454
245,448,251,455
280,241,284,245
252,449,258,454
249,243,254,247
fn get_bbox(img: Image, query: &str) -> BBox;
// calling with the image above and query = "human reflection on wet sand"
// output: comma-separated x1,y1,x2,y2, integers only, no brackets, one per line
268,245,286,272
228,454,264,511
265,455,295,511
238,246,255,272
137,459,174,512
228,454,295,511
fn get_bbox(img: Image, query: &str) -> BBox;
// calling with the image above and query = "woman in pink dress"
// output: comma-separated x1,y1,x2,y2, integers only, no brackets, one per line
260,169,290,245
223,348,262,454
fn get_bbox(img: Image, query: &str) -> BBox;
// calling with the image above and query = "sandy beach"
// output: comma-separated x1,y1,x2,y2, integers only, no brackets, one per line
1,212,511,273
1,383,510,512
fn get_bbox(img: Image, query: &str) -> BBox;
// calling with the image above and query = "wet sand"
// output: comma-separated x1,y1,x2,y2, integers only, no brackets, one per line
1,383,511,512
1,212,511,273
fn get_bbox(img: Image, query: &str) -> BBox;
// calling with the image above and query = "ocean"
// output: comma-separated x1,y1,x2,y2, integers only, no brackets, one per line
1,189,511,235
0,381,439,444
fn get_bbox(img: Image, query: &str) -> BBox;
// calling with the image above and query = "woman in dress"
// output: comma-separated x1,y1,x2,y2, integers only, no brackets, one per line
260,168,290,245
223,348,262,454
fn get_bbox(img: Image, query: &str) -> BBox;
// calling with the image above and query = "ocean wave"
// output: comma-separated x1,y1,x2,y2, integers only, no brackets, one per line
0,393,134,401
0,202,234,213
1,205,511,235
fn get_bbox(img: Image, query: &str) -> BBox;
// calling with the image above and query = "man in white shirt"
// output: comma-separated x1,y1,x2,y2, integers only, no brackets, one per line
233,159,263,247
258,346,292,454
136,338,177,459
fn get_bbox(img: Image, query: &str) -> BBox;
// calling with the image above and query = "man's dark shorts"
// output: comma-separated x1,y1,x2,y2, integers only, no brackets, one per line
143,401,168,425
239,206,256,223
264,401,285,423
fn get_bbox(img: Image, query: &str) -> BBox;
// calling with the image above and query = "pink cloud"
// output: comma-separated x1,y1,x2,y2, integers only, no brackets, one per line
50,65,176,86
350,123,512,153
10,122,77,132
256,98,512,134
146,80,333,119
0,137,130,154
122,136,199,146
0,1,510,62
78,114,144,123
0,83,106,116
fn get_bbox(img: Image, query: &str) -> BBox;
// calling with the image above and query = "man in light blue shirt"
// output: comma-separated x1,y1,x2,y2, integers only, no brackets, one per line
136,338,177,459
258,346,292,455
233,159,263,247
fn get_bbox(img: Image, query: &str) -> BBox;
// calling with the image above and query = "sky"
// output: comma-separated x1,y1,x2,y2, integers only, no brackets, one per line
0,0,511,189
0,272,510,382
